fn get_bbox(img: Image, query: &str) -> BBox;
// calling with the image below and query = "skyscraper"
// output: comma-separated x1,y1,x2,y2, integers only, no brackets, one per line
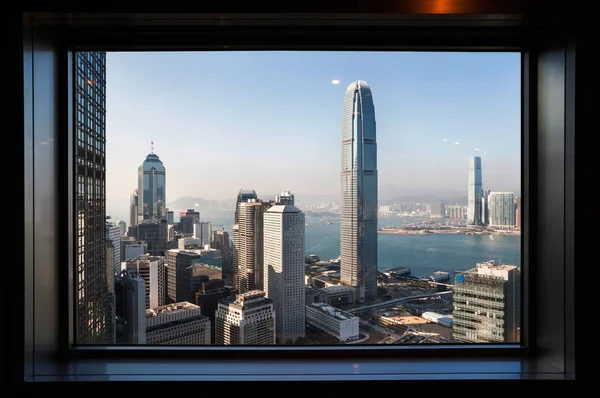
264,204,306,344
129,189,139,227
340,80,378,303
233,200,272,292
234,189,258,223
138,146,166,221
75,51,113,344
488,192,516,230
467,156,483,225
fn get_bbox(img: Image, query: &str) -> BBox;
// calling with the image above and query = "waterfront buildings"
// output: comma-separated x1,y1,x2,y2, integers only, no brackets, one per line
453,260,520,343
488,192,516,230
264,204,306,344
215,290,276,345
75,51,113,344
340,80,378,303
138,147,166,221
467,156,483,225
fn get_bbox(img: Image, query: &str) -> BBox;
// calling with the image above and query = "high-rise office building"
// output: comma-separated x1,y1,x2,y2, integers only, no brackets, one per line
146,302,211,345
453,260,520,343
106,221,121,275
515,196,522,230
121,255,166,309
264,205,306,344
193,221,212,246
115,268,147,344
233,200,272,293
179,208,200,235
467,156,483,225
216,290,276,345
340,80,378,303
234,189,258,223
129,189,139,227
213,229,233,286
138,146,166,221
488,192,516,230
75,51,113,344
275,190,295,205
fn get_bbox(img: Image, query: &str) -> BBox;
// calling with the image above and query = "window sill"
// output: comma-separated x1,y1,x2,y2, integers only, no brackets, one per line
28,352,567,382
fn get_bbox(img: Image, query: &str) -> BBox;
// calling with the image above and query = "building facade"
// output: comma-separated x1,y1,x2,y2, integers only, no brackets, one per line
488,192,516,230
467,156,483,225
106,221,121,275
138,151,166,221
215,290,275,345
75,51,113,344
115,268,147,344
306,302,360,342
263,205,306,344
340,80,378,302
453,260,520,343
129,189,139,227
121,255,166,309
146,302,211,345
233,200,272,292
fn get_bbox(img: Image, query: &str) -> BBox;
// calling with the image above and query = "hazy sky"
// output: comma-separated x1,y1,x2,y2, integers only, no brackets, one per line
106,51,521,206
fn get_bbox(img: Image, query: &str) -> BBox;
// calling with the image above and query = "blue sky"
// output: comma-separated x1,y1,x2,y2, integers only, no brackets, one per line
106,51,521,208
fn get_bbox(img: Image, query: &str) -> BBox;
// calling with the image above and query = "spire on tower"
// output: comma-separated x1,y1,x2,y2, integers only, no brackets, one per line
151,135,154,153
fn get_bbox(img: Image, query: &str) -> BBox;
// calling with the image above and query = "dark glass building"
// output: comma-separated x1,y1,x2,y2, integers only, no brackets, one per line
75,51,114,344
138,151,166,221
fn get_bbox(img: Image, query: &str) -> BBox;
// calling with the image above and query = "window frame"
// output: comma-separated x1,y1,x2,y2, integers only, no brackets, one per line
18,9,582,386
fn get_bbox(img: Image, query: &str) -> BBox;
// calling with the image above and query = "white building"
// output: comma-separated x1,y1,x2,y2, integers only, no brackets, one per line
422,311,453,328
106,222,121,275
488,192,516,230
215,290,276,345
306,302,359,342
263,204,306,344
193,222,212,247
178,236,201,250
123,243,145,262
146,302,210,345
121,255,166,309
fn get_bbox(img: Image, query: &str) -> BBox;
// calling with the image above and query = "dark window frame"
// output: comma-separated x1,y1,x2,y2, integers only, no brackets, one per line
18,8,583,388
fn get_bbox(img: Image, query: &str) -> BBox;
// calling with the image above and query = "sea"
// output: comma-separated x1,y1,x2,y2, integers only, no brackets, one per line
204,214,521,279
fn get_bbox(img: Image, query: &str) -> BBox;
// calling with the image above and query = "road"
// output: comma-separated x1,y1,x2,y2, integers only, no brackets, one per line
348,291,452,314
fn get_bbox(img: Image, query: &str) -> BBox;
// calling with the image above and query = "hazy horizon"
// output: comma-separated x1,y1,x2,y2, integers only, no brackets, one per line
106,51,521,220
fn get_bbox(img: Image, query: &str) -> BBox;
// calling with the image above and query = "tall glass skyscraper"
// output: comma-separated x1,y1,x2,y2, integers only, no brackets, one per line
467,156,483,225
340,80,378,302
138,150,166,221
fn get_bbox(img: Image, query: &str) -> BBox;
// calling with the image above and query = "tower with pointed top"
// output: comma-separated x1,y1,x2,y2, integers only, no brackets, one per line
138,142,166,221
340,80,378,303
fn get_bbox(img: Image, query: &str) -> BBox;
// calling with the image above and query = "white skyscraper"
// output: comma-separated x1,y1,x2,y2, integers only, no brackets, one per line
263,204,306,344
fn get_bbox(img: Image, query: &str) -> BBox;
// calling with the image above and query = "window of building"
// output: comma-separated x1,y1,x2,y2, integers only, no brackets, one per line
17,8,584,390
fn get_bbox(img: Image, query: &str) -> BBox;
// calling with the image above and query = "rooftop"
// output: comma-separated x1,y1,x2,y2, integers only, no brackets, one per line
146,301,199,318
266,204,302,213
308,302,357,321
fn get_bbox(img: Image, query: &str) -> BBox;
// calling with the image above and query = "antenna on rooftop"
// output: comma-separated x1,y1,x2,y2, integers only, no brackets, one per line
151,135,154,153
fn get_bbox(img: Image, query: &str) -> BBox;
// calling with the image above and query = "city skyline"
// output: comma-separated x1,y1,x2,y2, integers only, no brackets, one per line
106,51,521,214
